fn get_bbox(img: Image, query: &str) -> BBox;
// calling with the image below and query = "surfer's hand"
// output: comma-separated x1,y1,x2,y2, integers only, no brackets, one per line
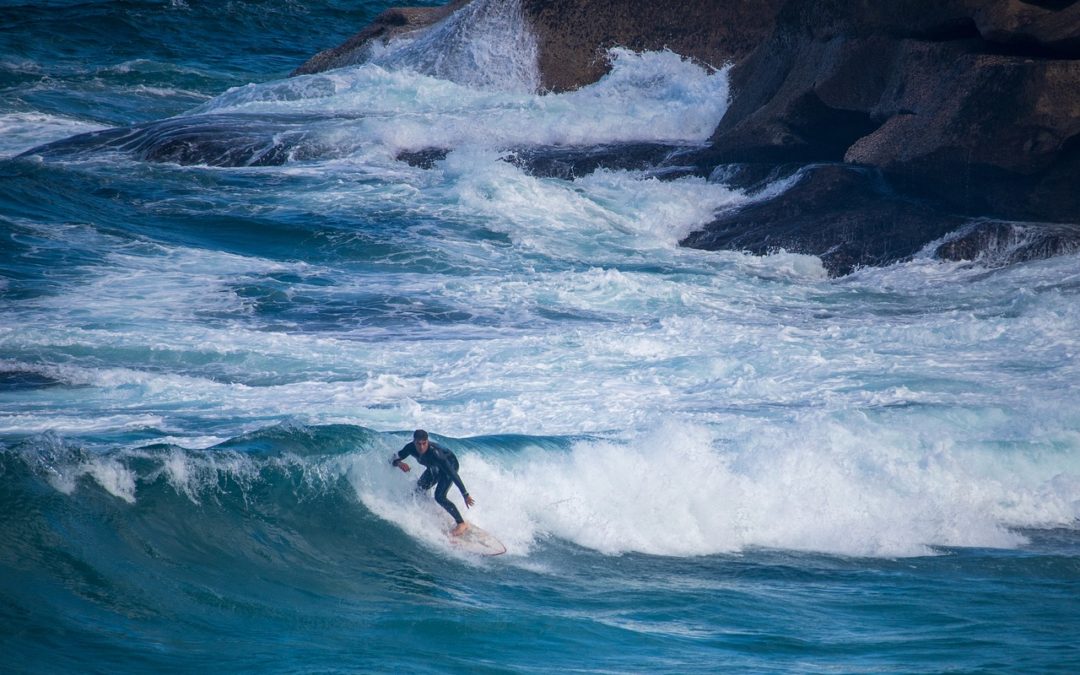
465,495,475,508
397,461,410,472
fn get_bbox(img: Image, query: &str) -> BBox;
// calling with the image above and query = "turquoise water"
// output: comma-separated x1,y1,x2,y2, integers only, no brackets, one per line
2,1,1079,671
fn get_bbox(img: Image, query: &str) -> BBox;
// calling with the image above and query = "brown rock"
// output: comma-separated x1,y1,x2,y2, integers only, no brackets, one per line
971,0,1080,56
521,0,785,92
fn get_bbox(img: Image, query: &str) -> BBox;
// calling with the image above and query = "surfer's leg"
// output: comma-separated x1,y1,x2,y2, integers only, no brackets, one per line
433,474,465,526
416,468,436,492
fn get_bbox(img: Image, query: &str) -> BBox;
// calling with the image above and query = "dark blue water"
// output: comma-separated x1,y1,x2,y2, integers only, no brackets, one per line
2,1,1079,672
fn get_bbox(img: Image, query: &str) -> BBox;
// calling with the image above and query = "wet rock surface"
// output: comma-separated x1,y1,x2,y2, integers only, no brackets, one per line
681,164,974,276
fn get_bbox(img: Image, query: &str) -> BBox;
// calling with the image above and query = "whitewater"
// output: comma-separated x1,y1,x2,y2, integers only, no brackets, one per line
2,0,1079,672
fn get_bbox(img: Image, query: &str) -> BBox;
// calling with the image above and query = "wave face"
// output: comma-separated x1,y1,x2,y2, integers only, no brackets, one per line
2,1,1079,672
6,422,1076,563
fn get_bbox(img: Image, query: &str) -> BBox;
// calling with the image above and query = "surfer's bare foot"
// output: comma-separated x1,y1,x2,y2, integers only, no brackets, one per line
451,522,470,537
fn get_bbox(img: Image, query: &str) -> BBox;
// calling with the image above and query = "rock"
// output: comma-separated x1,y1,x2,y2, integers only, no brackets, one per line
708,0,1080,227
397,142,705,179
703,34,900,164
293,0,786,90
292,1,472,76
842,50,1080,222
972,0,1080,56
521,0,786,92
713,10,1079,152
396,147,451,169
934,220,1080,266
680,164,972,276
286,0,1080,271
504,143,702,179
0,370,64,392
702,162,808,193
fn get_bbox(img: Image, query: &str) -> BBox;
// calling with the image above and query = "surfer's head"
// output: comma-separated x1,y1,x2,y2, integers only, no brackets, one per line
413,429,429,453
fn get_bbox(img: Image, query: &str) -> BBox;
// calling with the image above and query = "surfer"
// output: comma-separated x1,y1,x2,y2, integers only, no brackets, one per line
391,429,475,536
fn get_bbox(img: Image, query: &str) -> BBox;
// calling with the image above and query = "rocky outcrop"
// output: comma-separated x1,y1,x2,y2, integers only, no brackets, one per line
686,0,1080,271
294,0,1080,273
707,1,1080,224
842,53,1080,222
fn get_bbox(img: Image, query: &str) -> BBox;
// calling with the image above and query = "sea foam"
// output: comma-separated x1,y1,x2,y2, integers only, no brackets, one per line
186,46,728,156
368,0,540,94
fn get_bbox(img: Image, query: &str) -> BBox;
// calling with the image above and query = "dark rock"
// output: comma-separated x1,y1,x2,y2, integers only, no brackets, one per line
843,51,1080,222
396,147,451,169
0,370,65,392
935,220,1080,266
504,143,702,180
397,143,706,179
702,162,805,193
972,0,1080,56
680,164,972,277
709,1,1080,226
709,33,911,164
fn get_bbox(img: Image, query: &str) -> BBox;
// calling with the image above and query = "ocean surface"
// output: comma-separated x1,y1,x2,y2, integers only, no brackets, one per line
2,1,1079,672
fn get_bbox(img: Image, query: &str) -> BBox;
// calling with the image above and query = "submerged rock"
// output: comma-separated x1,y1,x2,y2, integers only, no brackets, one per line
22,114,329,167
397,143,704,178
395,147,451,169
0,370,66,392
504,143,703,180
935,220,1080,267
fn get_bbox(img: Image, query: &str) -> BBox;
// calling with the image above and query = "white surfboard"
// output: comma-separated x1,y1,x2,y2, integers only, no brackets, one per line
449,523,506,556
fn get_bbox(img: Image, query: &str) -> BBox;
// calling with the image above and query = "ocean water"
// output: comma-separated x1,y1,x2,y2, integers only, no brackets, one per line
2,0,1079,672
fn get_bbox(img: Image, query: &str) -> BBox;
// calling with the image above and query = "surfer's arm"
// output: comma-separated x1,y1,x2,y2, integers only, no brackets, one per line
390,446,412,472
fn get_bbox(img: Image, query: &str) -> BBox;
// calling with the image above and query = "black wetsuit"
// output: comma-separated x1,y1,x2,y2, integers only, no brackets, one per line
392,441,469,524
